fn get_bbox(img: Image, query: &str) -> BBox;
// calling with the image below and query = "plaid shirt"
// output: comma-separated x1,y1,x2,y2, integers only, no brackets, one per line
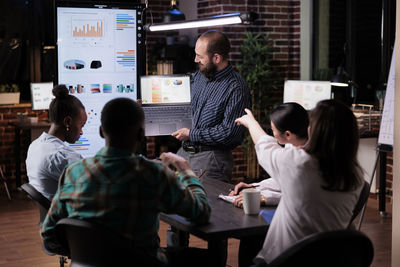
41,146,210,262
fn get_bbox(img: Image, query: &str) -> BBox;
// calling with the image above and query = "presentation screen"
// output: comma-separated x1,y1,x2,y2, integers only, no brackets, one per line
283,80,331,110
56,1,145,157
30,82,54,110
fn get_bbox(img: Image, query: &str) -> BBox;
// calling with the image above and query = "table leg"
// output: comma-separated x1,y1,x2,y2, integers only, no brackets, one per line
208,239,227,267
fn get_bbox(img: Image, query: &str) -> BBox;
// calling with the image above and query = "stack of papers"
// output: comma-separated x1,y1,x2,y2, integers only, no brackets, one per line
218,194,237,203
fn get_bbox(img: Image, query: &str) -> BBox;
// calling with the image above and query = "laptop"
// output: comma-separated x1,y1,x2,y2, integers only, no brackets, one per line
140,75,192,136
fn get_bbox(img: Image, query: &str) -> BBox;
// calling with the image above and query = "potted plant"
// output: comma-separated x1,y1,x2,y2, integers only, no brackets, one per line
237,32,281,180
0,83,20,105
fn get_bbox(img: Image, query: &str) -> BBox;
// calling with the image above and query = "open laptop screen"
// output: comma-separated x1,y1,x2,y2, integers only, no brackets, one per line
140,75,191,104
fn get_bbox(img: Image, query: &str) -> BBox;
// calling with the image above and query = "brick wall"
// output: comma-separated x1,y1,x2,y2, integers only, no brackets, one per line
197,0,301,80
0,104,48,190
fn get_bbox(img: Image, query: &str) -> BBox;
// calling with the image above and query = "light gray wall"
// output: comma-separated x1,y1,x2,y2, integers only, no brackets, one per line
300,0,312,80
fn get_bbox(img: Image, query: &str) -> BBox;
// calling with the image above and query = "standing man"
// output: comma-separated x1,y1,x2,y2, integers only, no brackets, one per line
172,30,251,182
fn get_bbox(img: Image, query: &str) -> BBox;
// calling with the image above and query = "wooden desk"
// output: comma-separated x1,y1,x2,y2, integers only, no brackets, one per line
160,177,271,266
8,120,51,187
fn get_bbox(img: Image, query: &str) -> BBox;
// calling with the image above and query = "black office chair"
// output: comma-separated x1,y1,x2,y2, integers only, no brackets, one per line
55,218,166,267
21,183,50,222
348,181,371,229
253,229,374,267
20,183,68,267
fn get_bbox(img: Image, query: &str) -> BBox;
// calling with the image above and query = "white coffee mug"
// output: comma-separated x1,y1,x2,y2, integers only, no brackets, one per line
242,188,260,215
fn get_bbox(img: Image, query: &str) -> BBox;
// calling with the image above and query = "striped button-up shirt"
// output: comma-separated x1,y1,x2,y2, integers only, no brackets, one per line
41,146,210,263
188,64,251,149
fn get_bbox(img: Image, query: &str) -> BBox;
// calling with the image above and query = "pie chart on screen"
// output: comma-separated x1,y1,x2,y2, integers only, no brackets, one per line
64,59,85,70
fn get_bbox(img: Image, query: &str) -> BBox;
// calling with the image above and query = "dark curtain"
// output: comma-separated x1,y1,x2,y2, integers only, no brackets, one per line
0,1,29,87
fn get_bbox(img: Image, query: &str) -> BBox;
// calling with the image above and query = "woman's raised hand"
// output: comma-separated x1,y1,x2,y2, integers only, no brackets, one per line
235,108,256,129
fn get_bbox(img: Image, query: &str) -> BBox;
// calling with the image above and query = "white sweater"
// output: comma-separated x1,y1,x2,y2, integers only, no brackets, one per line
252,178,281,206
254,135,362,263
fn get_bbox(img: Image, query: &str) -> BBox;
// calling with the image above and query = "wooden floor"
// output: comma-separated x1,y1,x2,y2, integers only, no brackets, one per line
0,190,392,267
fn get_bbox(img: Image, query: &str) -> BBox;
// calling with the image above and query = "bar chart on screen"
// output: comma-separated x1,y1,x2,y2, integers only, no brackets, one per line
69,137,91,151
116,13,135,31
72,19,104,37
116,50,136,70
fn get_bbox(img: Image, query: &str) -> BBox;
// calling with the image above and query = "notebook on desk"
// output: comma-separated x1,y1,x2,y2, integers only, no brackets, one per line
140,75,192,136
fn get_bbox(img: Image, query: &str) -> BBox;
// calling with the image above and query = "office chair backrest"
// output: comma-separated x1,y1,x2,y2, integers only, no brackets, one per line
20,183,51,223
348,181,371,228
55,218,166,267
267,229,374,267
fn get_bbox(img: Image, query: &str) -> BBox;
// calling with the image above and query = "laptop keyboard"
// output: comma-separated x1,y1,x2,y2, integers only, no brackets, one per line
144,106,192,121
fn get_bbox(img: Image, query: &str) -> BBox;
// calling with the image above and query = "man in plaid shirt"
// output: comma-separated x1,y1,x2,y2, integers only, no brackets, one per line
41,98,211,266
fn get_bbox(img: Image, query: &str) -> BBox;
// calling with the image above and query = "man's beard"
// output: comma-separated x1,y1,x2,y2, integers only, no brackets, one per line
199,61,218,79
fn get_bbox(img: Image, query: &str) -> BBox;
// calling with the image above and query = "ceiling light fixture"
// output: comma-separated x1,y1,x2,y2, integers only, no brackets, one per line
144,12,257,32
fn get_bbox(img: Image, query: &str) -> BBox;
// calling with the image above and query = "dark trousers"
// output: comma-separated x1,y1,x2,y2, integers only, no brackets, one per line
177,148,233,182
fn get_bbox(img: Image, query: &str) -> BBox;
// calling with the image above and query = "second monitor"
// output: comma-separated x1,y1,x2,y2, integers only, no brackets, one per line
283,80,331,110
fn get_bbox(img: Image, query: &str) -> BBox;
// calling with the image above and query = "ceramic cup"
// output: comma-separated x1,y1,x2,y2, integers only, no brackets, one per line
242,188,260,215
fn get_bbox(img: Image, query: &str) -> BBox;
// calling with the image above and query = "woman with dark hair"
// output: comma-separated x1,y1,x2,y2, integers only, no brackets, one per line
26,85,87,200
235,99,363,265
229,103,309,267
230,102,309,207
269,102,309,146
